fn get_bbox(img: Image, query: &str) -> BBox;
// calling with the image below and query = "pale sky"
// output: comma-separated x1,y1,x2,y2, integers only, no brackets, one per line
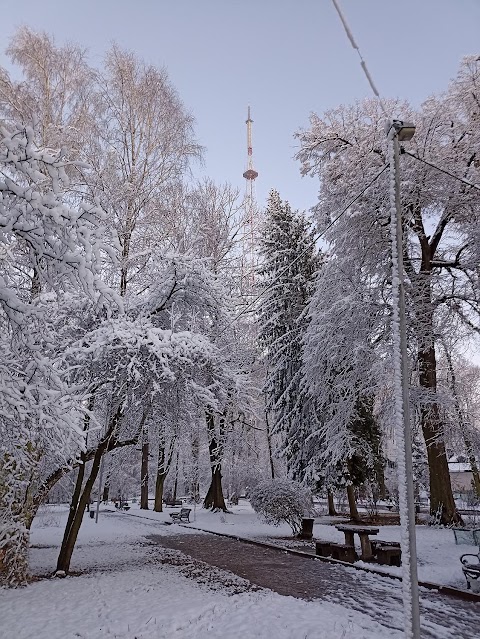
1,0,479,213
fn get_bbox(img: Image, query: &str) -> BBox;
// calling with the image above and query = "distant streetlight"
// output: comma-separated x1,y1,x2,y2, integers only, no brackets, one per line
386,118,421,639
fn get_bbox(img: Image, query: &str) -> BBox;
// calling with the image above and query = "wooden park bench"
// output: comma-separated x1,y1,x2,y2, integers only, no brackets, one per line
460,549,480,592
164,499,183,507
315,541,356,563
371,540,402,567
169,508,191,523
385,502,399,512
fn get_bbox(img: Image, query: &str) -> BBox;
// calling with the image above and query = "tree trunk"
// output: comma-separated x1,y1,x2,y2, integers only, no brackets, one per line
411,239,462,525
327,490,337,516
153,435,176,512
0,459,37,586
58,460,86,569
56,444,105,574
120,227,132,297
172,451,179,502
203,411,227,512
140,429,149,510
376,466,387,501
203,464,227,512
153,440,166,512
418,342,462,525
57,395,94,571
265,412,275,479
0,526,29,587
346,484,360,522
56,404,124,575
190,434,200,503
153,472,166,512
102,482,110,503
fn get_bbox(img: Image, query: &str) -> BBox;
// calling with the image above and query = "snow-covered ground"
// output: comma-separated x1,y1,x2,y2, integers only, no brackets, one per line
0,500,477,638
0,504,404,639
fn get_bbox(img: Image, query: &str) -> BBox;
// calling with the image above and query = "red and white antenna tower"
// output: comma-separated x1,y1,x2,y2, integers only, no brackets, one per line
241,106,259,289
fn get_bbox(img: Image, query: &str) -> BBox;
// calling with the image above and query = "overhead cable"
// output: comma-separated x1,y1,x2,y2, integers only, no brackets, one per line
403,150,480,192
331,0,389,117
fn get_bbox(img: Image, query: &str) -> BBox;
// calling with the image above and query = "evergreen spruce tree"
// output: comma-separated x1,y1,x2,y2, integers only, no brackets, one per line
257,190,319,479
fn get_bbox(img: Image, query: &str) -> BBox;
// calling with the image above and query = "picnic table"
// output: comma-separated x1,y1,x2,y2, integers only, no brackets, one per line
335,524,379,561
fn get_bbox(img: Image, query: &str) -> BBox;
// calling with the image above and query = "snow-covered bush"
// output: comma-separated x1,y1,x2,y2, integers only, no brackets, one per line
249,479,313,535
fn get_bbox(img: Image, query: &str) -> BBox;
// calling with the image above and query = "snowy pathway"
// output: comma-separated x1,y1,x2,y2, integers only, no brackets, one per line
149,531,480,639
0,509,406,639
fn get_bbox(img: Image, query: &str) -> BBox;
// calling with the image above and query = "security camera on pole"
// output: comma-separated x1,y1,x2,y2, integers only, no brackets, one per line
386,119,421,639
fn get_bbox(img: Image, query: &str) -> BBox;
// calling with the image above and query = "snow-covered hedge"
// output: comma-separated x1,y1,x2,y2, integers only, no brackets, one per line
249,479,314,535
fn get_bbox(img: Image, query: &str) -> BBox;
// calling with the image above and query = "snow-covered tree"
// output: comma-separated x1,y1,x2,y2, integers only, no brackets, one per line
438,344,480,497
0,27,266,578
82,44,202,296
300,253,386,519
0,124,115,585
0,27,95,158
297,57,480,524
257,190,319,480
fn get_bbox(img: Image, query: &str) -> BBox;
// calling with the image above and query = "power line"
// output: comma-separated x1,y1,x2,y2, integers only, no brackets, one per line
225,164,388,329
403,150,480,192
331,0,389,117
331,0,479,196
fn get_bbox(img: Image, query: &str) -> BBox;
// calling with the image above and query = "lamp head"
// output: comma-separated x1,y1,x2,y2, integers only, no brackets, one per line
392,119,416,141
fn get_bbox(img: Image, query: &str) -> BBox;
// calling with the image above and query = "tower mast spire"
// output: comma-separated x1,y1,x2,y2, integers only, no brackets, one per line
241,106,259,290
243,105,258,183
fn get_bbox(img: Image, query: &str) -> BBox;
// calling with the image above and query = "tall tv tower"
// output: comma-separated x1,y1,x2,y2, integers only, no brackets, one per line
243,105,258,193
241,106,259,290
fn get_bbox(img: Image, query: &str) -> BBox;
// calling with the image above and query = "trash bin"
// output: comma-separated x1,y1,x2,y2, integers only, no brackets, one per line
89,510,95,519
298,517,314,539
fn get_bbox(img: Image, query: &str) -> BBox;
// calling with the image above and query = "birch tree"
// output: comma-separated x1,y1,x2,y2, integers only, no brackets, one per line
83,45,202,296
0,27,94,156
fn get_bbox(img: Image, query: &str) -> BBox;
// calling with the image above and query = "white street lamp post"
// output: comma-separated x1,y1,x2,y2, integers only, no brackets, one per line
95,453,105,523
386,119,421,639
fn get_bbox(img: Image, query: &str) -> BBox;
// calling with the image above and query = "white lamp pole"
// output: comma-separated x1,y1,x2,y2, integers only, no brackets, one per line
95,453,105,523
386,119,421,639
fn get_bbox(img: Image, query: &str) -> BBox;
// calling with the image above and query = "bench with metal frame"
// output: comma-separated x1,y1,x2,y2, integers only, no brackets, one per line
460,550,480,592
169,508,191,523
